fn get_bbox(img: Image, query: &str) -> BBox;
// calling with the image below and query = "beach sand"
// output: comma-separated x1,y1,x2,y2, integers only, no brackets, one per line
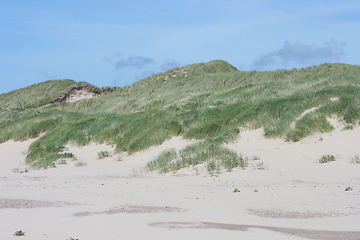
1,122,360,239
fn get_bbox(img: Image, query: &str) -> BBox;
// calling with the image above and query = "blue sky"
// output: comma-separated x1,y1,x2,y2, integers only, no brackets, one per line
1,0,360,94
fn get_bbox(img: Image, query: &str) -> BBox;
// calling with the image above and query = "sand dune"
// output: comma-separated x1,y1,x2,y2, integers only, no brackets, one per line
1,124,360,239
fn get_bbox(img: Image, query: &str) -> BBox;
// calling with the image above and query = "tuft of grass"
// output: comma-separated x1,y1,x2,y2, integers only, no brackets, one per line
13,168,28,173
256,162,266,170
286,113,334,142
351,155,360,164
145,142,247,173
233,188,240,193
75,162,87,167
98,151,110,159
14,230,25,236
344,125,354,130
319,155,335,163
206,160,221,175
345,186,353,191
29,152,74,169
146,149,178,173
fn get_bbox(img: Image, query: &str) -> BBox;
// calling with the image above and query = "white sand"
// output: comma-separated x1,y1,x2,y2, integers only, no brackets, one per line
1,124,360,240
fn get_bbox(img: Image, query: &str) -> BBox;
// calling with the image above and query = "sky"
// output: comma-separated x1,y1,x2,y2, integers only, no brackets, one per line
1,0,360,94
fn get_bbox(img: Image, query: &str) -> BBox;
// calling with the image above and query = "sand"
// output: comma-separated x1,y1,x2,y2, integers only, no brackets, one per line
1,122,360,240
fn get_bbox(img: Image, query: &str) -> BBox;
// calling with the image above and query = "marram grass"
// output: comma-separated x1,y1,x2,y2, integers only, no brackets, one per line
145,142,247,173
1,61,360,169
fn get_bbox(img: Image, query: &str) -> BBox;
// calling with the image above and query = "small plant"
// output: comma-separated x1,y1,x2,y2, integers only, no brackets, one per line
257,162,266,170
207,160,221,174
345,187,353,191
56,159,67,165
233,188,240,193
67,238,78,240
344,125,354,130
12,168,28,173
194,166,199,175
319,155,335,163
252,155,260,160
14,230,25,236
254,189,258,192
351,155,360,164
75,162,87,167
98,151,110,159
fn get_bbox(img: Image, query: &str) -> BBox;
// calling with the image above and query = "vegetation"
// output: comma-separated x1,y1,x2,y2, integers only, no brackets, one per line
75,162,87,167
351,155,360,164
256,162,266,170
14,230,25,236
98,151,110,159
319,155,336,163
145,142,247,173
1,60,360,170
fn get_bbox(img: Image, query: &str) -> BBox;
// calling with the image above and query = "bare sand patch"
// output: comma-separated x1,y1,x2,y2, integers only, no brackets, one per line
73,205,184,217
0,198,77,209
1,132,360,239
150,221,360,240
247,208,360,219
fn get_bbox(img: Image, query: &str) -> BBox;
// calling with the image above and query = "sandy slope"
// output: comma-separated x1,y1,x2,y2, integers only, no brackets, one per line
0,124,360,240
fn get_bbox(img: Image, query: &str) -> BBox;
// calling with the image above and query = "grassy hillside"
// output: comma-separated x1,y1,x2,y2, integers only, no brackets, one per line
1,60,360,170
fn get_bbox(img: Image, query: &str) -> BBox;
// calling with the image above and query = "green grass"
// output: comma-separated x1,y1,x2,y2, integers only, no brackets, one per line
145,141,247,173
98,151,110,159
1,60,360,169
75,162,87,167
14,230,25,236
319,155,336,163
351,155,360,164
286,112,334,141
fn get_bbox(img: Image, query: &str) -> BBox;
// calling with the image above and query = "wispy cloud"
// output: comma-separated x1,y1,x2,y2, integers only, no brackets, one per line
134,70,157,81
39,72,56,80
253,39,345,68
104,53,156,69
103,52,124,65
115,55,156,69
160,59,182,71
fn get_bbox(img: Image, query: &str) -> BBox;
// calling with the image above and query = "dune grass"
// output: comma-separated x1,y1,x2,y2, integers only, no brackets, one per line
98,151,110,159
319,155,336,163
146,142,247,173
1,60,360,169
